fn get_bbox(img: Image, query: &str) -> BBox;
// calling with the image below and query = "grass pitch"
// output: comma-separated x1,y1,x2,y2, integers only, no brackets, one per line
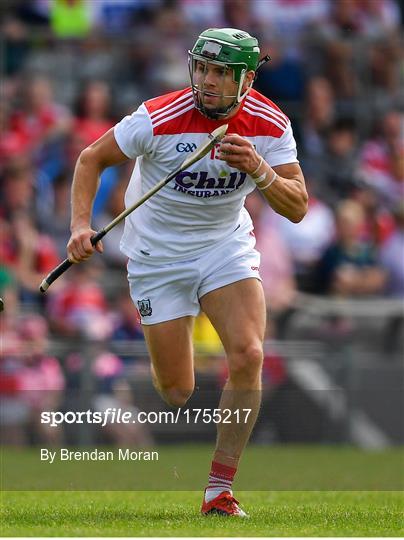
1,445,403,536
1,490,403,537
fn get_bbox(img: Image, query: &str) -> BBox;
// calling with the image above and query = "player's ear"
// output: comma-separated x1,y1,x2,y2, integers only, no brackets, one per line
241,71,255,94
245,70,255,87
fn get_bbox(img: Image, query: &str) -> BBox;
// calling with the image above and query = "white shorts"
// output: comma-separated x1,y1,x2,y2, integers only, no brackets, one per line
127,228,261,325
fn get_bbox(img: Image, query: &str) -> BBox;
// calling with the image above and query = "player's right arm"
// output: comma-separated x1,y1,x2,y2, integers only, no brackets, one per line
68,128,129,263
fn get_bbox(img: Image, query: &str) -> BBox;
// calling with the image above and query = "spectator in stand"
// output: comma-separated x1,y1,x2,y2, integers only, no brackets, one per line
367,37,401,105
2,14,30,77
91,0,157,35
46,262,113,339
0,268,18,319
351,184,395,247
306,0,400,108
1,210,60,305
307,117,360,205
150,5,190,94
17,314,65,445
71,80,118,216
356,0,401,38
0,270,21,364
74,80,114,149
36,170,72,258
275,182,335,292
358,109,404,207
110,293,147,370
0,160,36,218
93,172,129,268
245,192,297,326
359,0,401,105
0,269,20,439
252,0,329,58
9,76,71,162
0,100,31,170
222,0,254,32
380,201,404,298
50,0,92,39
314,199,386,296
117,29,157,107
0,312,65,446
112,293,144,343
253,38,306,107
0,312,26,446
308,0,361,103
181,0,224,29
380,201,404,352
301,77,335,158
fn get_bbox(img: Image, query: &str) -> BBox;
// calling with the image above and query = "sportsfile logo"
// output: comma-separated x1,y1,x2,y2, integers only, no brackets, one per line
173,170,247,198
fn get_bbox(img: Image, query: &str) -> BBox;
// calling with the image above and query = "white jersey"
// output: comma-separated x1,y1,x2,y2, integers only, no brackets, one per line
114,87,298,264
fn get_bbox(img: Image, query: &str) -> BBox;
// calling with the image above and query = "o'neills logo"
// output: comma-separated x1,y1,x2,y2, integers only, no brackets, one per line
173,170,247,198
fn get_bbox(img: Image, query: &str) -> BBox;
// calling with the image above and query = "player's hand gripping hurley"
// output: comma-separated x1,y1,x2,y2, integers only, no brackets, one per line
39,124,228,293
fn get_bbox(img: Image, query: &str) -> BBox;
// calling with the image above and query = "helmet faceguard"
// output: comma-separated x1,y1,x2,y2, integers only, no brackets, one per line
188,28,260,120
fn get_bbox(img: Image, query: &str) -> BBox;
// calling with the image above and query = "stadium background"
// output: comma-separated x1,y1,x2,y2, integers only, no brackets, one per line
1,0,403,469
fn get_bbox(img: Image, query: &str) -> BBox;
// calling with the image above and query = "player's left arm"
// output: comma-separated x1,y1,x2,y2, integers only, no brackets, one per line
260,161,308,223
220,134,308,223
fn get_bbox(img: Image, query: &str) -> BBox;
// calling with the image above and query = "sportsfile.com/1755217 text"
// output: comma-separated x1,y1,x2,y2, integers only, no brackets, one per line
40,408,252,428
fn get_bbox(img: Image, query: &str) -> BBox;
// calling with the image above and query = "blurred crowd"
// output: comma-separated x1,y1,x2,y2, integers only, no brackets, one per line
1,0,403,445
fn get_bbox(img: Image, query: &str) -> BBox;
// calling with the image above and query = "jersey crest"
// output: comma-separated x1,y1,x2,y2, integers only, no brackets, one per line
137,299,152,317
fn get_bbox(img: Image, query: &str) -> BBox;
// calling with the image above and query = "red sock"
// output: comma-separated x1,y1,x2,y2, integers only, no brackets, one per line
205,461,237,502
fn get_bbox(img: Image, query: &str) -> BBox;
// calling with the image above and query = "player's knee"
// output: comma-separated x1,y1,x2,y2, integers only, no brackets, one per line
151,368,194,407
161,385,194,408
228,342,263,382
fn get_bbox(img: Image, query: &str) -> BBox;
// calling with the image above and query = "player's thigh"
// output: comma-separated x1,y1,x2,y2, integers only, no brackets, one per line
142,316,195,388
199,278,266,355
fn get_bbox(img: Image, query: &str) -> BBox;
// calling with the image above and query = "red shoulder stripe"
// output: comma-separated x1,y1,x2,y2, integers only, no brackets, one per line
149,89,289,137
145,88,192,116
152,107,285,138
248,89,288,115
246,96,289,126
152,101,195,129
244,103,288,131
150,93,193,123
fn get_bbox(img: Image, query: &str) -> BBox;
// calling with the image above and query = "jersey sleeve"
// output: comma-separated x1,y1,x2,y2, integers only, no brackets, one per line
113,103,153,159
264,122,299,167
